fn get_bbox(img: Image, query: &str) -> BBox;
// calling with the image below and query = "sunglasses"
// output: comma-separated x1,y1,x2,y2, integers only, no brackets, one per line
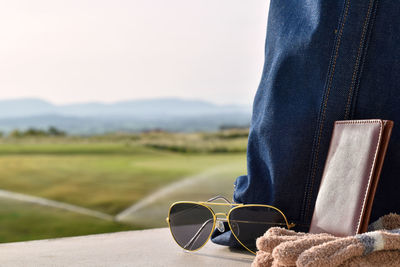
166,196,295,254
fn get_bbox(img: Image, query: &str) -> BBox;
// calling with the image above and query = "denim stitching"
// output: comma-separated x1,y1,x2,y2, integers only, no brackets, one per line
344,0,376,119
348,0,380,119
301,0,351,222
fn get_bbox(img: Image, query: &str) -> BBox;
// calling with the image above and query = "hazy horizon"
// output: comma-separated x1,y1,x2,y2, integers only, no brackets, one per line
0,97,252,134
0,0,270,106
0,96,251,107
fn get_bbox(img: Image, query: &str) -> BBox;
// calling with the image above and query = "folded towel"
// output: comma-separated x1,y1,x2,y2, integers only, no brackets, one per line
252,213,400,267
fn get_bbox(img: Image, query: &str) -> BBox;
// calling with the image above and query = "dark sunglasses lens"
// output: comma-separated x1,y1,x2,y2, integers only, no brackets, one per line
229,206,287,252
168,203,214,251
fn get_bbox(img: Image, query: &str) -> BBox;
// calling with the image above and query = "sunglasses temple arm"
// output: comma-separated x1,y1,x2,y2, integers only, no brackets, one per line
183,218,214,250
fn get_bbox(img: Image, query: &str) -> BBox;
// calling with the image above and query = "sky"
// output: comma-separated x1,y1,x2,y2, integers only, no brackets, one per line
0,0,270,105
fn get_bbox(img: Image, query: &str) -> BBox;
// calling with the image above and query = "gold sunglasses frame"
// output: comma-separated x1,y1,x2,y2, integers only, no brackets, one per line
166,198,295,255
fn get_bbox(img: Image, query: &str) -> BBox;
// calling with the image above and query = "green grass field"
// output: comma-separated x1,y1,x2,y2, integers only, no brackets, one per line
0,130,247,243
0,198,133,243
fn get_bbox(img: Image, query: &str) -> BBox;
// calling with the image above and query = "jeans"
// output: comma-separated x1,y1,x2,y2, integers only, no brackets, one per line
212,0,400,246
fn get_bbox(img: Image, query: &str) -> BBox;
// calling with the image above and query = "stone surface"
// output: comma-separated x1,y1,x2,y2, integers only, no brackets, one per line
0,228,254,266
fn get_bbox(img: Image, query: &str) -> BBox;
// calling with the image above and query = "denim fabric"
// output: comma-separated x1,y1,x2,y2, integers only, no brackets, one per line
212,0,400,246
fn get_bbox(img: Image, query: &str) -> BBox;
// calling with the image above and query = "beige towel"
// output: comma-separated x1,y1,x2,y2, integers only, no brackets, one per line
252,213,400,267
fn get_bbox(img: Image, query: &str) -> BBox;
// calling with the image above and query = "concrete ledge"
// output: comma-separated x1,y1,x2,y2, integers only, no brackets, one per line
0,228,254,266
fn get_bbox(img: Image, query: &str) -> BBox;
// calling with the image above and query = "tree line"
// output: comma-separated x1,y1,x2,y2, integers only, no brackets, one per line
5,127,66,138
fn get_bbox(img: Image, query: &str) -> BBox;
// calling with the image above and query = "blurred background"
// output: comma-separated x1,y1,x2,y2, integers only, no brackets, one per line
0,0,269,242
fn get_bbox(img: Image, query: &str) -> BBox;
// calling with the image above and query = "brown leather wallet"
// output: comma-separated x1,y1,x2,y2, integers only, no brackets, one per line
309,119,393,236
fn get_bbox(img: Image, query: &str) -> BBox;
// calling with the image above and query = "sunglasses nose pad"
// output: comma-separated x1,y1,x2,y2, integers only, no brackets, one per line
217,220,225,232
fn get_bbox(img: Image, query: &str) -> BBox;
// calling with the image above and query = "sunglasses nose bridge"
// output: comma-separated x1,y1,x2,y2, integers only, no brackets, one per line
214,212,228,218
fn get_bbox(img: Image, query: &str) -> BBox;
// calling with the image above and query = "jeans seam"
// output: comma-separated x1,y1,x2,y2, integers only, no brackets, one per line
300,0,351,223
348,0,380,119
344,0,377,119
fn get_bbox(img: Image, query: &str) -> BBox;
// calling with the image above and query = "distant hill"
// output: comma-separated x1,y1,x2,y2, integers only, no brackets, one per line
0,98,251,134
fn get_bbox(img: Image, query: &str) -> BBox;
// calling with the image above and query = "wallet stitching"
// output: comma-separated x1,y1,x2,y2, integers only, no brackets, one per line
335,119,382,234
335,120,381,125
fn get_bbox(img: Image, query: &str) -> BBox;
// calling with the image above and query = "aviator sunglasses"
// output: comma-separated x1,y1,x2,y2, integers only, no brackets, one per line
166,196,295,254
